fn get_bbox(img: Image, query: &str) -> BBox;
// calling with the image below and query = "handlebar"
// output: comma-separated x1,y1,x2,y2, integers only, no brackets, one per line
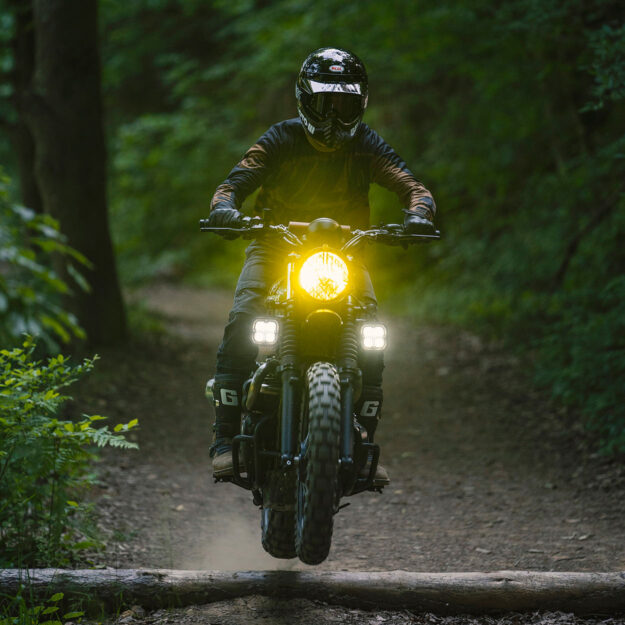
199,219,440,251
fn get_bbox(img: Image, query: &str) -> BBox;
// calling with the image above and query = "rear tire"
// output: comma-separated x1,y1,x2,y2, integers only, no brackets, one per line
295,362,341,565
261,470,296,559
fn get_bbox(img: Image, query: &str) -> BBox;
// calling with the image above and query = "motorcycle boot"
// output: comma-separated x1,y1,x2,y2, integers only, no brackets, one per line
356,385,390,486
209,376,246,477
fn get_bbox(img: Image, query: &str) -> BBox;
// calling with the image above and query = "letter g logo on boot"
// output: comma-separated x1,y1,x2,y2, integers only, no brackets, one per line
360,400,380,418
220,389,239,406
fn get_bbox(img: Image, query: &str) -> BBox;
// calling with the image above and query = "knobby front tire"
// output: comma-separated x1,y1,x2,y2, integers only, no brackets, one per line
295,361,341,565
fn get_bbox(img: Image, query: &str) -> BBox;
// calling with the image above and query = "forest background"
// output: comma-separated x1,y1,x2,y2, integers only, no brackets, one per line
1,0,624,460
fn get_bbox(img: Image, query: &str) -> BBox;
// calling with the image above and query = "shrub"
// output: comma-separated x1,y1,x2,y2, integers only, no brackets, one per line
0,337,138,568
0,591,83,625
0,173,90,351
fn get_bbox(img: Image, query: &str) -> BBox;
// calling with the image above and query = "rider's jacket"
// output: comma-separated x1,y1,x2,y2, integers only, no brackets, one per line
210,118,435,229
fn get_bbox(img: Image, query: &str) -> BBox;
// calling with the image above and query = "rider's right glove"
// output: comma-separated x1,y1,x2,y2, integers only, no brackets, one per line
403,209,435,235
207,208,245,229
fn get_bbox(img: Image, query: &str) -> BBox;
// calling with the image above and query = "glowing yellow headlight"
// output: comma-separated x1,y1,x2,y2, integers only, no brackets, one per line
298,251,349,301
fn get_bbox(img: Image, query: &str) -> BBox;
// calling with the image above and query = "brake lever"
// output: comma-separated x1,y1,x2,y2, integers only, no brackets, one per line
342,227,441,251
242,223,266,239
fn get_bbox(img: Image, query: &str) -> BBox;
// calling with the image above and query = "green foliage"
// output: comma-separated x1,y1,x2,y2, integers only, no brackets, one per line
0,173,90,350
99,0,248,284
585,22,625,110
0,591,84,625
533,241,625,454
0,337,138,567
406,0,625,452
109,107,248,285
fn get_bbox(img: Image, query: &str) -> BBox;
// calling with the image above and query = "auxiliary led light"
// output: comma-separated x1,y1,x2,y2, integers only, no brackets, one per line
362,324,387,350
252,319,279,345
298,251,349,301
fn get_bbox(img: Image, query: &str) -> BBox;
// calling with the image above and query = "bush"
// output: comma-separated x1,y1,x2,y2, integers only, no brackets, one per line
0,173,90,351
0,337,138,568
0,591,83,625
534,276,625,454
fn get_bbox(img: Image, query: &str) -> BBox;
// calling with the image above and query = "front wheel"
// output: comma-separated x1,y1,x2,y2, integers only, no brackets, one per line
296,361,341,565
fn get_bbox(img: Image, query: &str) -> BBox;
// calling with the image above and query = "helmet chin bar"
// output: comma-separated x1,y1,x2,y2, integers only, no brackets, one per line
305,132,339,153
320,123,352,150
299,110,360,152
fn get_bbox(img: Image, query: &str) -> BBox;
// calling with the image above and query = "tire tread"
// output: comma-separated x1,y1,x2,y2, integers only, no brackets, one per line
296,362,341,565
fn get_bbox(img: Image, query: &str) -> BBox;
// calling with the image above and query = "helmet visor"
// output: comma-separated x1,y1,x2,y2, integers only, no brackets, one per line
309,93,364,124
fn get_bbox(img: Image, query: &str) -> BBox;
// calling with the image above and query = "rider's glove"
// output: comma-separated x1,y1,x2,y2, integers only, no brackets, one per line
207,208,245,229
403,209,435,235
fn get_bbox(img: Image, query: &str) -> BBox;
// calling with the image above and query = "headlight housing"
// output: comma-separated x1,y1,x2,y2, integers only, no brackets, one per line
298,251,349,301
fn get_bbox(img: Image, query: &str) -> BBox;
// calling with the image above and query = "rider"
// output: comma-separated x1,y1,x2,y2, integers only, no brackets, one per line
206,47,436,482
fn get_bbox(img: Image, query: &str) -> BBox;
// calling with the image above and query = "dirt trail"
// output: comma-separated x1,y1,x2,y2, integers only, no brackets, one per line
79,283,625,576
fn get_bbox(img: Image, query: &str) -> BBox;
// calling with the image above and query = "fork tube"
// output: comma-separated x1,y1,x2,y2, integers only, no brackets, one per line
339,297,359,465
279,302,298,467
340,381,354,464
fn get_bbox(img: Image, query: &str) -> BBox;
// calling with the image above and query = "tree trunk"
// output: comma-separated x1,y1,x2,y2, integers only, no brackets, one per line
10,122,42,213
24,0,126,344
6,0,43,213
0,569,624,615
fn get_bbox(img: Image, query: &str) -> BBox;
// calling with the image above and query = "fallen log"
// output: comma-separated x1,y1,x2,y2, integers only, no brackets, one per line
0,569,624,615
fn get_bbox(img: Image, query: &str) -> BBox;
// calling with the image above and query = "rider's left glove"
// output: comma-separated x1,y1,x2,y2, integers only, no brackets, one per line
404,209,435,235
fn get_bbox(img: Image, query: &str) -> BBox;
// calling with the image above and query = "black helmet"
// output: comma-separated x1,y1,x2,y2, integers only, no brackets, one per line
296,47,368,151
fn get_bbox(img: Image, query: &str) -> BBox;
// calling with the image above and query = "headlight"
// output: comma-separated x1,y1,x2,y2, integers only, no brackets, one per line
362,324,387,350
252,318,279,345
298,251,349,301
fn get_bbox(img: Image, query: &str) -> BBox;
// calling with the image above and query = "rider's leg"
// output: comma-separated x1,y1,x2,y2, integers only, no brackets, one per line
210,247,278,476
211,311,259,476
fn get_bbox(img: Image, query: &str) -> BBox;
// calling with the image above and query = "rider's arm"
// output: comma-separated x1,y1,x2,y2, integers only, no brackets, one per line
210,126,281,214
367,129,436,221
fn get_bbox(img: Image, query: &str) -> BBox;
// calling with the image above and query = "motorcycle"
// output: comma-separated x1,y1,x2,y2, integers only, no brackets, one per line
200,213,439,564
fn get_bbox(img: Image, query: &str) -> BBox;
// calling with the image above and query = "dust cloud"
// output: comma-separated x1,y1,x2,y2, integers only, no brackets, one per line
191,516,292,571
173,501,311,572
